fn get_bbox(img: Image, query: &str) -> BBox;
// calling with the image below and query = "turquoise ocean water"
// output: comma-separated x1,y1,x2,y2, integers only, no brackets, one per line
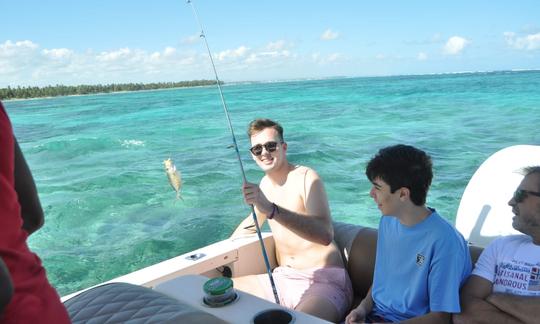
5,70,540,296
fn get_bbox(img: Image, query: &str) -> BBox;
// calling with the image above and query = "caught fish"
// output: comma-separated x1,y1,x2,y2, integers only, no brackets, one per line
164,158,183,200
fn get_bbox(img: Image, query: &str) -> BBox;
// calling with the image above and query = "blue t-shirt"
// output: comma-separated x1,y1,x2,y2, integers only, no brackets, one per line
371,209,472,322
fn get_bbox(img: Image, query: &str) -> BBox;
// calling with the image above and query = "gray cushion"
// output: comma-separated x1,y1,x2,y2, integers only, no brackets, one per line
64,282,227,323
333,221,364,264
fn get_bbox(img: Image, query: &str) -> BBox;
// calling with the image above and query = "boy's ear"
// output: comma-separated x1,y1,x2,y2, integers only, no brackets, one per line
399,187,410,201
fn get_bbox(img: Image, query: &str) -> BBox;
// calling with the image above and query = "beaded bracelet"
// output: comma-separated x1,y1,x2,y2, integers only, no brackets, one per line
267,203,279,220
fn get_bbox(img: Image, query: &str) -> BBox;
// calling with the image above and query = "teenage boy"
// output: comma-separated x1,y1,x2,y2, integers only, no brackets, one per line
346,144,472,323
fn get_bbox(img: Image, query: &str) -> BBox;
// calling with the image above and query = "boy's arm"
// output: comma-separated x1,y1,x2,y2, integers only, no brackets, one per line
345,286,373,324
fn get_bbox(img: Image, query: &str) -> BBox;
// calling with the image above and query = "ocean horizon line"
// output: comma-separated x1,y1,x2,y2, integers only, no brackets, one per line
4,68,540,103
229,68,540,85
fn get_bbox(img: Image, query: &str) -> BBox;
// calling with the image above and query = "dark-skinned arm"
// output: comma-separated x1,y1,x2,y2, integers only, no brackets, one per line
401,311,450,324
487,293,540,324
14,137,44,235
0,257,13,313
453,275,523,324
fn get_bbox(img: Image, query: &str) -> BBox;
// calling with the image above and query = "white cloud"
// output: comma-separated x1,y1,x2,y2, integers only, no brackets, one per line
0,40,43,77
97,48,132,62
320,29,339,41
311,52,343,64
0,39,330,87
443,36,469,55
181,33,201,45
417,52,428,61
0,40,212,87
0,40,38,51
42,48,73,59
504,32,540,50
164,47,176,56
150,52,161,60
0,40,38,58
216,46,249,61
244,49,293,65
266,40,289,51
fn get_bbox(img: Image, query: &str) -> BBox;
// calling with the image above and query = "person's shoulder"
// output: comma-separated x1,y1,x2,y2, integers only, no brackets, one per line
260,174,271,187
489,234,531,246
292,164,312,174
506,234,531,242
430,210,457,228
428,210,457,232
378,215,397,230
291,165,320,179
428,211,468,246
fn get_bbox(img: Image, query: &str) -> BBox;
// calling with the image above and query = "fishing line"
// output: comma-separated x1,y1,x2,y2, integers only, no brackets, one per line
186,0,280,305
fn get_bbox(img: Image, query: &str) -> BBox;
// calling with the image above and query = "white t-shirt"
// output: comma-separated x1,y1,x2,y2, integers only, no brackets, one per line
473,235,540,296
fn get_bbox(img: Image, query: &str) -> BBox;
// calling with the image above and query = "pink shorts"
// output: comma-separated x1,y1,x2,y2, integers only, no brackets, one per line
257,266,353,318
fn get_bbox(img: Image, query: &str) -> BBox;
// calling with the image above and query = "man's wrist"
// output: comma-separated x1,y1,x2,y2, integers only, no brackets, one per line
267,203,279,219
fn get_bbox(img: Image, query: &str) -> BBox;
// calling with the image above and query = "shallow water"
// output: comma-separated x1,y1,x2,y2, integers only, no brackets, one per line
5,70,540,295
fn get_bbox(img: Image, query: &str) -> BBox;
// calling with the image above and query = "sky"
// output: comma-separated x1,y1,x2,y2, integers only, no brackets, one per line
1,0,539,87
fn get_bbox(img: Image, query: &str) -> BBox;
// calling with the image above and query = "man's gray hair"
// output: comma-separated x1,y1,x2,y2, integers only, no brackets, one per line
522,166,540,191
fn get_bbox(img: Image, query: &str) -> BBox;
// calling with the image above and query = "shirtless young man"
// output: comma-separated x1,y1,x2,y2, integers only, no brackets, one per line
231,118,353,322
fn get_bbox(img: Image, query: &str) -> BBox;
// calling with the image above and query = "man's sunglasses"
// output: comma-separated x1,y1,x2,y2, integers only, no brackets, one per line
249,141,281,156
513,189,540,203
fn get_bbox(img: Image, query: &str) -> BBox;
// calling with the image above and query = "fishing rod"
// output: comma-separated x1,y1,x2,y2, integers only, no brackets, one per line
186,0,280,305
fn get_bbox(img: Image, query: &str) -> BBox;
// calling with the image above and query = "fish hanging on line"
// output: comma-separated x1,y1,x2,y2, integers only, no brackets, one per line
164,158,183,200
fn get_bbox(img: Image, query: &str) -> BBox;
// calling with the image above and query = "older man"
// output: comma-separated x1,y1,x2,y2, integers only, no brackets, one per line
454,166,540,324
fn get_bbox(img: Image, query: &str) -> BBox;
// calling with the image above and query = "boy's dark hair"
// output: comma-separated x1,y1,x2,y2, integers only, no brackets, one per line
247,119,284,142
366,144,433,206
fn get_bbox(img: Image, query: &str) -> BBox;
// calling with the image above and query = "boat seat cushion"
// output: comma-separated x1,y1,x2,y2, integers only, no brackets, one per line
63,282,226,323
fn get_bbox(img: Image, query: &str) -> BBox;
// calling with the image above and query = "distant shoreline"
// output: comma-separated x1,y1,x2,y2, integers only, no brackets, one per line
3,69,539,101
0,80,221,101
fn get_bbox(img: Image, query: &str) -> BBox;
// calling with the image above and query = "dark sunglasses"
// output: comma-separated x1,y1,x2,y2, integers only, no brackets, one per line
249,141,281,156
513,189,540,203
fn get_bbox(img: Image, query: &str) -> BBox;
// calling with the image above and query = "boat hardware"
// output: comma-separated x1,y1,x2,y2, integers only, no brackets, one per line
185,252,206,261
